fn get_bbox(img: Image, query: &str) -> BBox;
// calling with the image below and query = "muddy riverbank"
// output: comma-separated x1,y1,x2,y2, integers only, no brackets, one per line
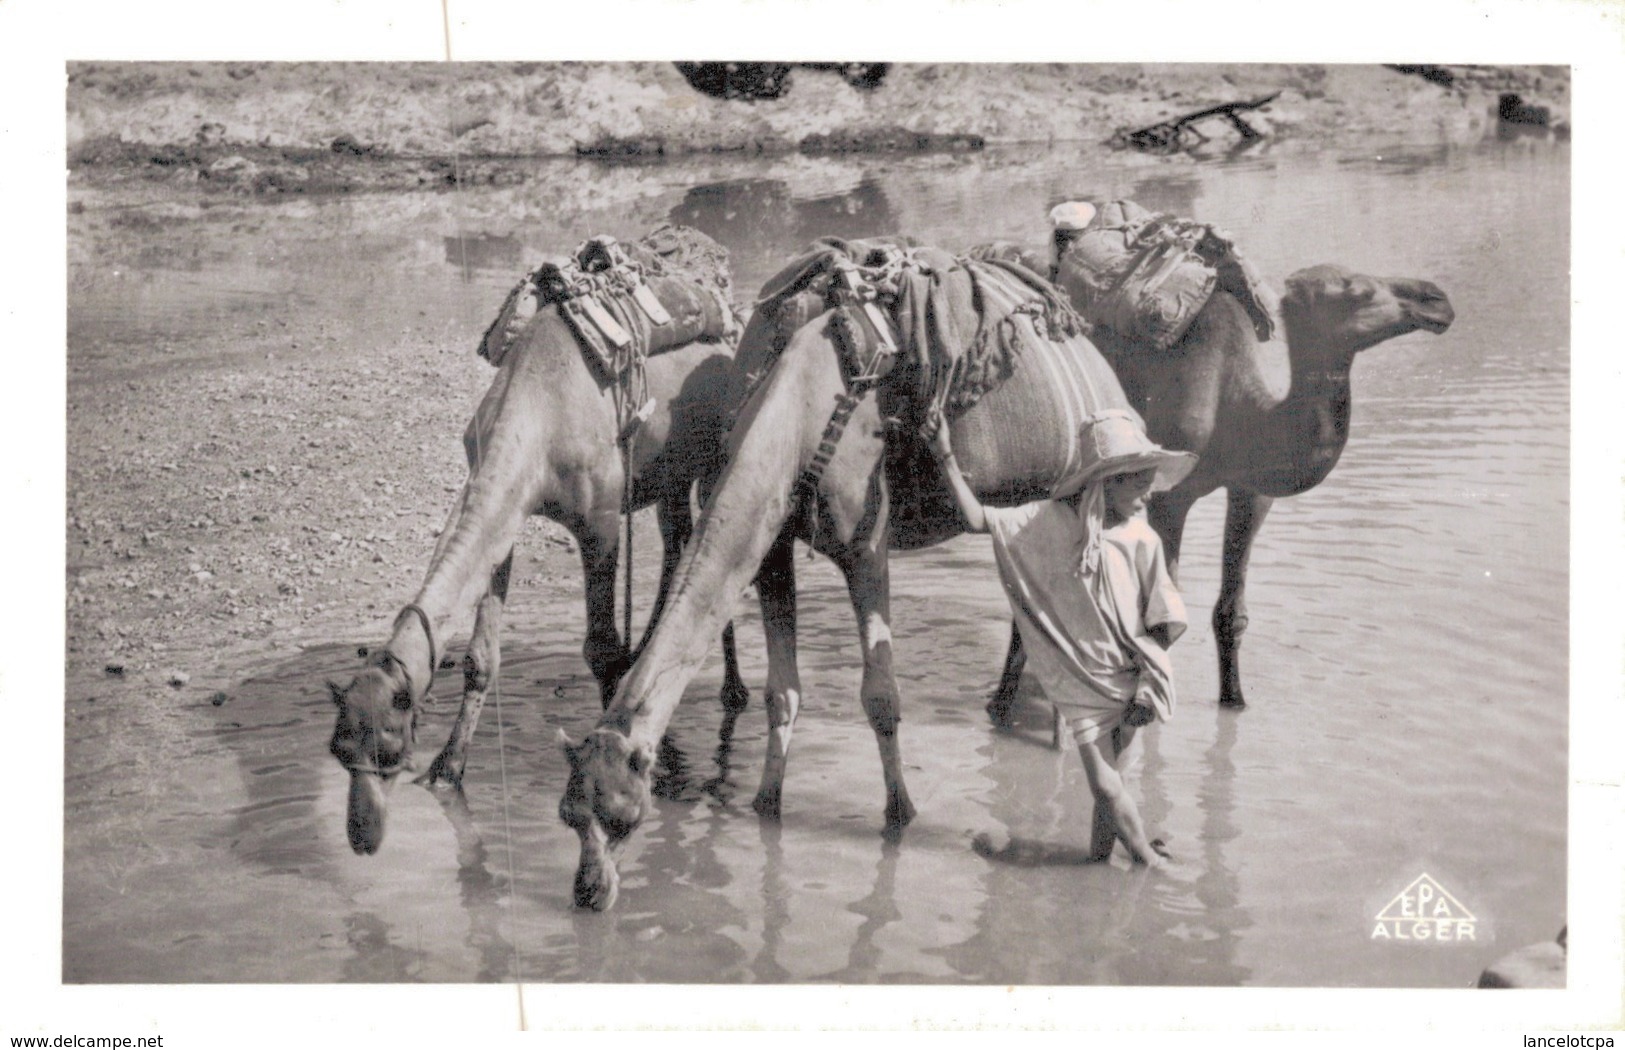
67,62,1567,193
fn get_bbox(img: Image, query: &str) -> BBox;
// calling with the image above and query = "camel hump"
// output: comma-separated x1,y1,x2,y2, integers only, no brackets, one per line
1052,199,1275,350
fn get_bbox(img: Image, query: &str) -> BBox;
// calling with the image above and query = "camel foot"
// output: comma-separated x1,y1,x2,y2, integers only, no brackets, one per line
751,786,783,819
884,794,917,832
985,693,1018,729
414,750,466,790
1218,695,1248,711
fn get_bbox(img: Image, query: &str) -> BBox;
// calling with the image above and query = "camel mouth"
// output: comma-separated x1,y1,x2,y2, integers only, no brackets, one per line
1415,312,1454,335
1404,280,1455,335
345,770,393,855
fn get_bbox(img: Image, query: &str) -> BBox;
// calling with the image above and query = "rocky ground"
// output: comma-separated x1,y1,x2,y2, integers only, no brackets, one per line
63,61,1570,702
65,316,518,696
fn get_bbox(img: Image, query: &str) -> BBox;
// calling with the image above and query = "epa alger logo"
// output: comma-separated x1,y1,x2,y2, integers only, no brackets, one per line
1371,873,1477,942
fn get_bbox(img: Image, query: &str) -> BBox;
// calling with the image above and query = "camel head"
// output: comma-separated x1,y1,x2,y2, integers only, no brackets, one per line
557,728,656,911
327,666,418,854
1280,264,1455,357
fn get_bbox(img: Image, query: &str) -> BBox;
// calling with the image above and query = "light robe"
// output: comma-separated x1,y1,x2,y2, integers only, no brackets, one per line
985,499,1186,743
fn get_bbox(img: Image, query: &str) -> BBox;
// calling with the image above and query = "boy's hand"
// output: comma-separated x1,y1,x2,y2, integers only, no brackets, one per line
1124,701,1156,727
923,406,954,461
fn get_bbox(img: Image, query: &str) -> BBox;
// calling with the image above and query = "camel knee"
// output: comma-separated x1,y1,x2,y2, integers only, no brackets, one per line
1213,603,1250,646
764,688,800,731
462,652,493,695
583,631,629,679
861,693,902,738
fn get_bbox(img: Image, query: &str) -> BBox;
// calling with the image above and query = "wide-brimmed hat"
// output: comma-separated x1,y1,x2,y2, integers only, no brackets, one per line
1054,410,1197,498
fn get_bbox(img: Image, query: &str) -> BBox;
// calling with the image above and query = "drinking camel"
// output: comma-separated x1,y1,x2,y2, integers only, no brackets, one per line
558,239,1143,910
327,226,749,855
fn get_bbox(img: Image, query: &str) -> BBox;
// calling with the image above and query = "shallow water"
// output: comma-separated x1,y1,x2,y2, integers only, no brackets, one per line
64,133,1569,986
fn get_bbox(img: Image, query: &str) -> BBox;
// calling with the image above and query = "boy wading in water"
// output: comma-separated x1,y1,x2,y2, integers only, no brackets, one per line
928,408,1196,868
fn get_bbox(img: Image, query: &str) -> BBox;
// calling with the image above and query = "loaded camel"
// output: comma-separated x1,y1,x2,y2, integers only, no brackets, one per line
327,227,750,855
558,239,1147,910
985,208,1455,720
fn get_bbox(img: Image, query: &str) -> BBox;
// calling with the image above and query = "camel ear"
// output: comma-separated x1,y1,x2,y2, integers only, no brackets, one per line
556,728,580,763
327,681,347,706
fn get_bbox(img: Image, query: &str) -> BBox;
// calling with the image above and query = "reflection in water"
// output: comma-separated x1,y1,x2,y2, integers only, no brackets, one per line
668,176,899,285
433,789,519,983
342,911,433,982
829,840,903,983
1191,711,1249,985
443,232,523,275
753,821,793,982
1128,172,1205,219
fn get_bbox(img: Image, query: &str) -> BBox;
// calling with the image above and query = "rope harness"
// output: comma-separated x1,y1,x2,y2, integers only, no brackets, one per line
529,236,677,645
793,251,909,502
339,601,439,778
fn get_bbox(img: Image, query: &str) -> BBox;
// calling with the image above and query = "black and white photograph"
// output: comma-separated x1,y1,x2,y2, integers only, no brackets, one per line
8,0,1623,1040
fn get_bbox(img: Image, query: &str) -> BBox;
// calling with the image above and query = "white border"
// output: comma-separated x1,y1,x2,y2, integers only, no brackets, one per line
8,0,1621,1038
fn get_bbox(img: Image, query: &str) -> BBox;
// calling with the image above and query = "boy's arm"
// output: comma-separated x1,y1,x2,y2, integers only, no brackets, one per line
926,409,989,533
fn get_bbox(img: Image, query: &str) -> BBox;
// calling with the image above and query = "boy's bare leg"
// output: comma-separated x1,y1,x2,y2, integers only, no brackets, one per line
1089,797,1116,861
1077,727,1166,868
1088,723,1132,859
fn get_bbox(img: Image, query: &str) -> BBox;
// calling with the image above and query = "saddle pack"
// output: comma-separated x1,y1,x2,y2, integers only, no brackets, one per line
478,223,739,377
1053,199,1275,352
749,236,1119,547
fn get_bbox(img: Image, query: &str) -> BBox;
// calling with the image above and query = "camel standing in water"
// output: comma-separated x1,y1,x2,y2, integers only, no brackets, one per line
327,227,748,855
558,242,1141,910
987,247,1454,718
558,236,1455,910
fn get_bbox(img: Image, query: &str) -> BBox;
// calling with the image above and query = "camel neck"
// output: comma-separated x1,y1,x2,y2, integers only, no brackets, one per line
1280,315,1355,406
1267,330,1357,493
1285,360,1353,404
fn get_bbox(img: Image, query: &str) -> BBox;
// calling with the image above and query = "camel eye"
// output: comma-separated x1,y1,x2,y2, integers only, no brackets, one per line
1346,278,1378,302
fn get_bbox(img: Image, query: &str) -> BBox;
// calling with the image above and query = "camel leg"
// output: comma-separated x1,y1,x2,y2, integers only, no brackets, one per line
752,528,800,818
419,549,514,788
985,624,1027,728
1147,488,1199,586
1215,488,1273,710
632,493,688,659
837,533,917,832
641,493,750,719
577,519,630,709
719,623,750,719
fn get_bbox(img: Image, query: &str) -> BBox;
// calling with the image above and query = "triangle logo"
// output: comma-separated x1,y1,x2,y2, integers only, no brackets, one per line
1370,872,1481,943
1375,873,1476,922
